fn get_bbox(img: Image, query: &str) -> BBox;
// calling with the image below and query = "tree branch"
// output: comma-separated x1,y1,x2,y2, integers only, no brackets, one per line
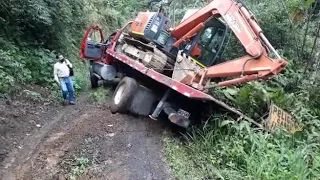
301,0,318,58
303,21,320,74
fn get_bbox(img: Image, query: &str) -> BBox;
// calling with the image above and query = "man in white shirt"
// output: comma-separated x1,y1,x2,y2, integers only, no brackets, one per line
53,55,75,105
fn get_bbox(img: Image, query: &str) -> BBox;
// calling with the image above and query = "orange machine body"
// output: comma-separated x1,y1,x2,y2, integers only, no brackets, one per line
168,0,288,88
130,12,157,36
129,11,172,47
125,0,288,89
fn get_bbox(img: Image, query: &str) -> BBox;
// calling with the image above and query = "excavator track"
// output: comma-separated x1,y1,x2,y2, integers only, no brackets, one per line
118,34,175,72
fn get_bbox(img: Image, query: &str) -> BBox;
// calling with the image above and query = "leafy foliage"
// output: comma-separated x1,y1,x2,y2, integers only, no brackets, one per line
1,0,320,179
165,116,320,180
165,0,320,179
0,0,149,94
69,156,90,180
89,88,109,103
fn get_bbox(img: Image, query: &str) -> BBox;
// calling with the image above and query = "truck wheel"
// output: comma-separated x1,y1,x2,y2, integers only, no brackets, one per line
90,74,99,88
128,85,157,116
110,77,138,114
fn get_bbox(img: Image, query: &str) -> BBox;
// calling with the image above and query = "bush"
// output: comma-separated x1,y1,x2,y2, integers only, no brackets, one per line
165,112,320,180
0,44,56,93
0,0,147,95
165,0,320,179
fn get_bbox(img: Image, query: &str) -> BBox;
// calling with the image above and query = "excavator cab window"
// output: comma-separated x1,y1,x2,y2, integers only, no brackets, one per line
186,18,229,67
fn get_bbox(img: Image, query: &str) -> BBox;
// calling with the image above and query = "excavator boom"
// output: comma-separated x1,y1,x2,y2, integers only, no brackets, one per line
170,0,287,88
172,0,264,57
79,0,289,128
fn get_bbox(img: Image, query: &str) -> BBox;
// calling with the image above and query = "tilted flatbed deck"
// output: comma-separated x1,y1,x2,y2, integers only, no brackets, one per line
107,49,213,100
106,48,261,127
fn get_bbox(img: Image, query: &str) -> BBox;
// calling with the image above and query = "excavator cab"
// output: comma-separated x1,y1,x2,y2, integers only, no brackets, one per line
184,17,229,67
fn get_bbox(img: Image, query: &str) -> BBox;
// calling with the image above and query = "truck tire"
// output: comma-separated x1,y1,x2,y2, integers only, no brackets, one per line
90,74,99,88
110,77,138,114
128,85,157,116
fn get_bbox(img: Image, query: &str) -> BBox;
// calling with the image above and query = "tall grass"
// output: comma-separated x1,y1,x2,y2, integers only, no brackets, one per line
164,114,320,180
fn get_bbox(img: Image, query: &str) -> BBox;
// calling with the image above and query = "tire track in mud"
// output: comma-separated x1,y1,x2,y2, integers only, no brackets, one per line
0,94,90,180
0,92,172,180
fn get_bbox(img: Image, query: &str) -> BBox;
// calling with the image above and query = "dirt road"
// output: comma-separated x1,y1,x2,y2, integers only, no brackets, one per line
0,88,172,180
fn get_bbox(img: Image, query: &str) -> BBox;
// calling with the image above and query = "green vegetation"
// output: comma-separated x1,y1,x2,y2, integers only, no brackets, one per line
69,156,90,180
165,0,320,179
0,0,149,95
165,111,320,179
1,0,320,179
89,88,109,103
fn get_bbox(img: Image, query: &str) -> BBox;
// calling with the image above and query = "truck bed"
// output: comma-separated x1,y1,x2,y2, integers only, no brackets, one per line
108,49,213,100
106,48,253,122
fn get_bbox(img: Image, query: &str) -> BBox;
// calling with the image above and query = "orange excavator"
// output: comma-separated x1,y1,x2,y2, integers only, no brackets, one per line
80,0,288,128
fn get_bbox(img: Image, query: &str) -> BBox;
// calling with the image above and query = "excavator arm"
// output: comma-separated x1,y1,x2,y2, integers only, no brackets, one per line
171,0,288,88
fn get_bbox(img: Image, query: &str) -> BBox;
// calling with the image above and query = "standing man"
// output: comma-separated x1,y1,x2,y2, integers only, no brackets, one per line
53,55,75,105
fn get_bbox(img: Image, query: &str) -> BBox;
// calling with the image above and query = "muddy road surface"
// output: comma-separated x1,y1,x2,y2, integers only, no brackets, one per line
0,88,172,180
